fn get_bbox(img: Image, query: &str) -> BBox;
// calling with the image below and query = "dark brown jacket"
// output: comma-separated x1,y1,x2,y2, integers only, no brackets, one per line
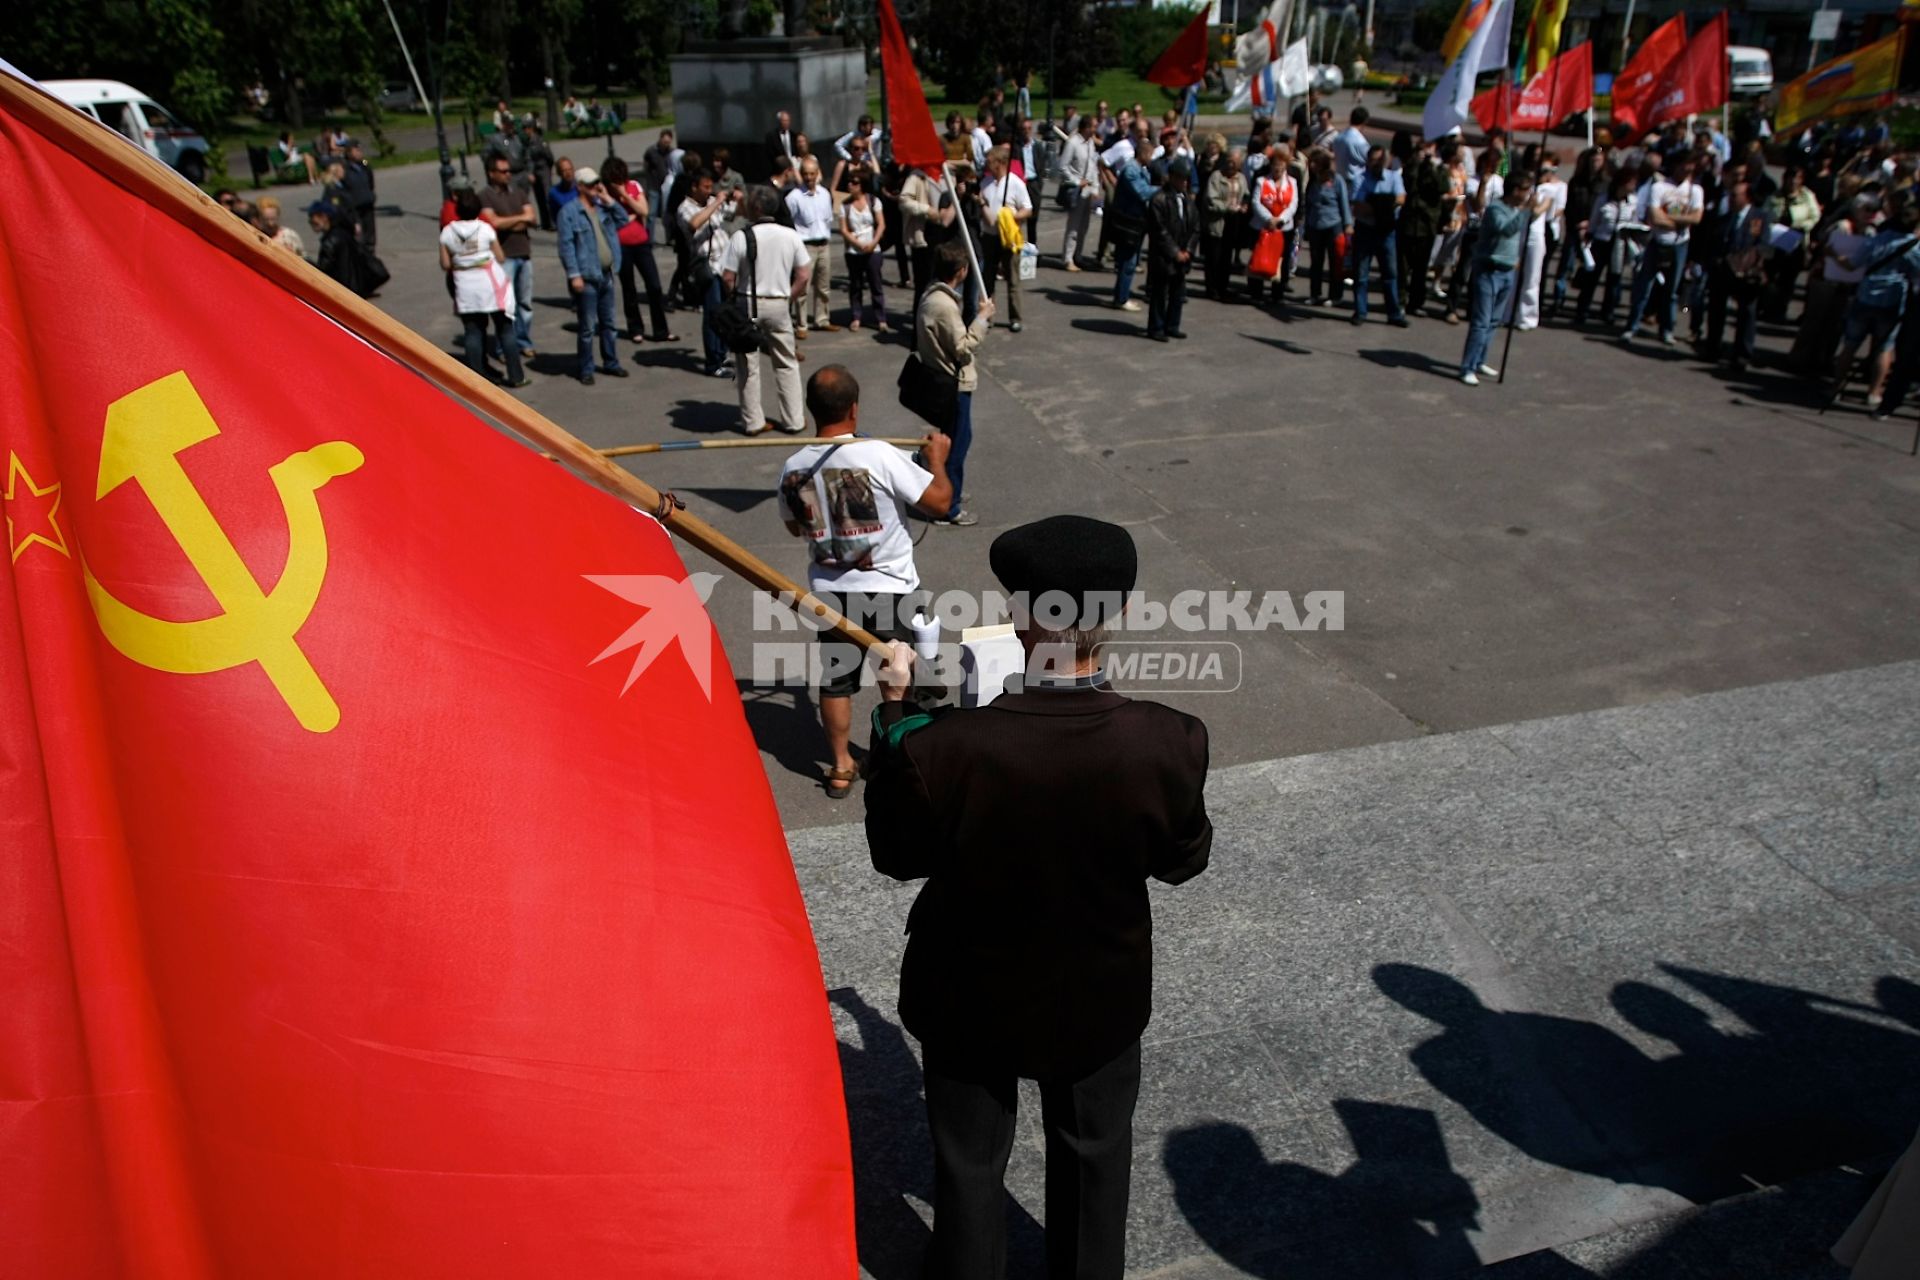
865,682,1212,1080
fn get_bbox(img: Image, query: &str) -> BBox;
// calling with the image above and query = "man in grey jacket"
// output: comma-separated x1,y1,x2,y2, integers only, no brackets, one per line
1058,114,1100,271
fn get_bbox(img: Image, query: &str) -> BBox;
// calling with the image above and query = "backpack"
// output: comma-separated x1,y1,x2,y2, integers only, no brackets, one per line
711,224,765,355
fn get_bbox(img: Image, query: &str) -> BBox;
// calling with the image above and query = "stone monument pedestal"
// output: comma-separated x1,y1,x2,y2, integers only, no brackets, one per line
669,38,867,181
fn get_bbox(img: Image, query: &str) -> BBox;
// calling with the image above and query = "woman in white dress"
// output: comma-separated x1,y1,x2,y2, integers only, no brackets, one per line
438,188,528,387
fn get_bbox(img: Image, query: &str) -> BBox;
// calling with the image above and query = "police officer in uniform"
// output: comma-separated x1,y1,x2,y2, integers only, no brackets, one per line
864,514,1213,1280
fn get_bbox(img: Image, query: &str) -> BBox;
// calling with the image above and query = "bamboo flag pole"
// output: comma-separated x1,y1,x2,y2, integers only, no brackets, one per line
0,70,887,654
577,437,926,460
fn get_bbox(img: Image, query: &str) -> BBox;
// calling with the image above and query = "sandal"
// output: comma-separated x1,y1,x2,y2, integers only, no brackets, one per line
825,766,859,800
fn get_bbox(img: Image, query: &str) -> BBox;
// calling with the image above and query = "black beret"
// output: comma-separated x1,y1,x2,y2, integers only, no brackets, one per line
990,515,1137,627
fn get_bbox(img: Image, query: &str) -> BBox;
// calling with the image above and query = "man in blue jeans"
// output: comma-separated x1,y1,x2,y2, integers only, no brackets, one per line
1621,153,1703,346
1460,174,1534,386
556,166,630,386
1350,146,1409,327
1106,142,1157,312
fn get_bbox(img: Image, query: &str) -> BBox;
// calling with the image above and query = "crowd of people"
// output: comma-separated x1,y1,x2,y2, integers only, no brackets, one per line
215,93,1920,489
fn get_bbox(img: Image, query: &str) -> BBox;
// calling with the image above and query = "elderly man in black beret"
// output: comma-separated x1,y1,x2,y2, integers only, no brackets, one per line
864,514,1213,1280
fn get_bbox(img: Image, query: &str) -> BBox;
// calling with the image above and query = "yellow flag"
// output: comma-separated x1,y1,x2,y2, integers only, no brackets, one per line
1776,28,1906,136
1523,0,1572,83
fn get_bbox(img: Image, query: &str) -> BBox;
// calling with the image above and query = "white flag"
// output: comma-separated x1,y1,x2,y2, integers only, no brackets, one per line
1225,64,1276,114
1234,0,1295,74
1422,0,1514,140
1276,38,1312,98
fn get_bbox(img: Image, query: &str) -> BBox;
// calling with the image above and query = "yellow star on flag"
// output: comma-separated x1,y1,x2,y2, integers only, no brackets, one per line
6,452,71,563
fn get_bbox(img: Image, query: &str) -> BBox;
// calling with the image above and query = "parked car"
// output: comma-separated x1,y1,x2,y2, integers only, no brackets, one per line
377,81,422,112
43,80,211,183
1728,46,1774,99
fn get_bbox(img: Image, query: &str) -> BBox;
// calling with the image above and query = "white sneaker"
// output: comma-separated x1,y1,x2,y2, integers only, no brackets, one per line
1478,364,1499,377
1117,299,1144,312
1460,371,1480,386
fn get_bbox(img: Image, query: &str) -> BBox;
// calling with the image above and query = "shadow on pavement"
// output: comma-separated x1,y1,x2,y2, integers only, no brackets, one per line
733,679,825,785
1243,333,1313,356
677,486,776,514
831,987,1046,1280
667,398,745,436
1157,965,1915,1277
1358,348,1454,378
1071,317,1147,338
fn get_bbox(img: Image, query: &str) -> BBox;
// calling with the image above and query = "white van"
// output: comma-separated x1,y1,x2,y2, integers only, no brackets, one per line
1728,46,1774,99
42,80,212,183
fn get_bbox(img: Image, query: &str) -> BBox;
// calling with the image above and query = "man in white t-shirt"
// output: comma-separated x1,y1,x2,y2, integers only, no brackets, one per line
978,146,1033,332
1622,152,1704,345
779,365,952,799
724,187,812,434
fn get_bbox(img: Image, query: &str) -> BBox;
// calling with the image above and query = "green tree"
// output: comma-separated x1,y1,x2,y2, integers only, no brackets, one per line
915,0,1104,105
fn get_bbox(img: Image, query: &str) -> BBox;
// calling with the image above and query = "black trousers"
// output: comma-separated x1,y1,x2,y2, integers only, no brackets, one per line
923,1039,1141,1280
1202,232,1233,298
532,178,554,231
616,240,670,340
1400,231,1436,314
355,204,377,251
1704,263,1760,364
911,245,935,305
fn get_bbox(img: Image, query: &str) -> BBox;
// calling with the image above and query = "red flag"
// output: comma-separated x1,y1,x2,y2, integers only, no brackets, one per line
1146,6,1213,90
1644,12,1729,131
1471,40,1593,133
877,0,943,172
1609,14,1687,142
0,84,855,1276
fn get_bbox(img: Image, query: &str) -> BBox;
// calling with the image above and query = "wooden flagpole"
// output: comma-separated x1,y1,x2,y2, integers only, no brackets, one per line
0,70,889,653
562,437,925,460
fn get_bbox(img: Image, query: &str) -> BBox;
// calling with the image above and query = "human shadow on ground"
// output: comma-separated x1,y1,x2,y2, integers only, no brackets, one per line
732,679,830,784
1070,317,1149,338
1373,964,1920,1206
1038,285,1118,309
831,988,1045,1280
1163,968,1916,1278
1358,348,1454,378
676,486,775,514
1243,334,1313,356
1166,1101,1483,1279
666,398,745,436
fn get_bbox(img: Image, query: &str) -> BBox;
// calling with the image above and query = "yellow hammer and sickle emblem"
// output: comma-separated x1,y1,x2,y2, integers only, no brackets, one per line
81,371,364,733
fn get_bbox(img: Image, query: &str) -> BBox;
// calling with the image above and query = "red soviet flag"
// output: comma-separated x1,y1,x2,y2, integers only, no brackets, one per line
0,80,854,1276
1472,41,1593,133
1147,6,1213,89
1644,12,1729,131
878,0,944,172
1610,14,1687,142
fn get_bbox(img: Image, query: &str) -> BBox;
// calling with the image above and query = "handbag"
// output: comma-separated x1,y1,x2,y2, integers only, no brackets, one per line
1248,228,1287,279
897,349,959,432
710,225,764,355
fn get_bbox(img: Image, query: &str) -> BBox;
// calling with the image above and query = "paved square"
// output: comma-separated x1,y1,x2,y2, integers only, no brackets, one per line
359,144,1920,1273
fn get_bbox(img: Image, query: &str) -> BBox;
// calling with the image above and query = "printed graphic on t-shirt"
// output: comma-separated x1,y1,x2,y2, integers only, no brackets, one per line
782,466,884,569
